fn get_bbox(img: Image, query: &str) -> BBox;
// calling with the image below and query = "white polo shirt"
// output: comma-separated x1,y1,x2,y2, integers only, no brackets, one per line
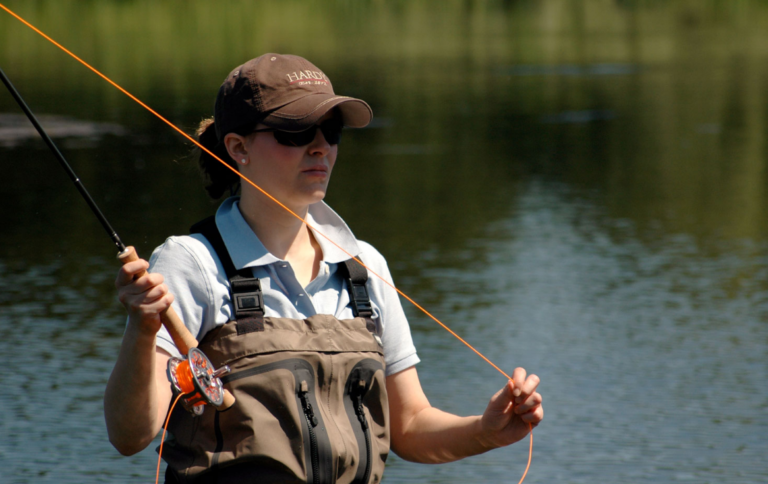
149,197,420,376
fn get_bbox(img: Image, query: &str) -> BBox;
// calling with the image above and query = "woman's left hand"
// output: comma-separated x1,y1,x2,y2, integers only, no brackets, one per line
479,367,543,449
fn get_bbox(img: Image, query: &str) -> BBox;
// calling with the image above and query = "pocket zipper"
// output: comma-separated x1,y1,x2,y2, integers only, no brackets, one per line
351,380,373,484
299,380,321,484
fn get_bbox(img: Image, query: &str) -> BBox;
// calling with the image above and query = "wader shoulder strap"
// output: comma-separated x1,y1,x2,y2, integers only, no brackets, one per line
189,216,374,325
337,259,373,319
190,216,264,334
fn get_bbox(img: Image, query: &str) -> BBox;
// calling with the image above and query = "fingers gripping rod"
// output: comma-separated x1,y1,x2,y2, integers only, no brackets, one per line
0,66,234,412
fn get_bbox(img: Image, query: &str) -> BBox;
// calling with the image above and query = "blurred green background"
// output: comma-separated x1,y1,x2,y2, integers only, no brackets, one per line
3,0,766,257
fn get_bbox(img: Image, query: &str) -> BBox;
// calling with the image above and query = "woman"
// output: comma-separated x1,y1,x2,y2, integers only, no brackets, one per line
104,54,543,483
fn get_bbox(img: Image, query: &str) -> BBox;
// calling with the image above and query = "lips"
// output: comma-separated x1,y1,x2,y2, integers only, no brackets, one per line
302,164,328,175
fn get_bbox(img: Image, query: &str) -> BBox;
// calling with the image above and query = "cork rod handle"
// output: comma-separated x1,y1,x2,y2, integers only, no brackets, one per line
118,246,199,354
117,246,235,411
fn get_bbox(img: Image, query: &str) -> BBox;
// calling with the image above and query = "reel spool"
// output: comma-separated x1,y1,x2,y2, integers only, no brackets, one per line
167,347,230,416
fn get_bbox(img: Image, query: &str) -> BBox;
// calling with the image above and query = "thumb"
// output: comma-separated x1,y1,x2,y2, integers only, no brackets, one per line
486,380,515,414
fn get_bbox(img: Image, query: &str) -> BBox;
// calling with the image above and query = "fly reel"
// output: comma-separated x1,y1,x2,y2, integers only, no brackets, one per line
167,347,230,416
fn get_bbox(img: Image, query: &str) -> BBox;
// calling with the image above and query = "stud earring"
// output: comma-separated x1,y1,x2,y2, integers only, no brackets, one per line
240,159,247,164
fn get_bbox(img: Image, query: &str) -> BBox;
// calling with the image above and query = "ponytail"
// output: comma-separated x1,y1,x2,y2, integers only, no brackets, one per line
196,118,240,199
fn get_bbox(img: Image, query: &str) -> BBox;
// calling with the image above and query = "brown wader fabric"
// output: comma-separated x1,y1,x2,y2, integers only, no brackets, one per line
161,313,389,484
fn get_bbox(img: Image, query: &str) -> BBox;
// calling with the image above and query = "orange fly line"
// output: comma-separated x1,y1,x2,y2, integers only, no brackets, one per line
0,3,534,483
156,393,184,484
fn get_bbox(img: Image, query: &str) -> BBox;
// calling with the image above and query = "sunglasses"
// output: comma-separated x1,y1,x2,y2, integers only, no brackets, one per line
253,119,343,147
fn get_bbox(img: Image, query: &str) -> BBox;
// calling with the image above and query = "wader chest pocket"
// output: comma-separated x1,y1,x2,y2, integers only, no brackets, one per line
218,358,335,484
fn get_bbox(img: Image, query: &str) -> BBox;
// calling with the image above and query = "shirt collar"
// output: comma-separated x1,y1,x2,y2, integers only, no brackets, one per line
215,197,362,270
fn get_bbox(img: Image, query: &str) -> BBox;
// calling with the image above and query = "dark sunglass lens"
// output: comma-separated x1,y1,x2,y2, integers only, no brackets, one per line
273,129,316,147
272,121,343,147
320,121,342,145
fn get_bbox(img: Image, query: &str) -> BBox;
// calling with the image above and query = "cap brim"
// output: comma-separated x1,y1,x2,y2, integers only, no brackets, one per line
262,93,372,131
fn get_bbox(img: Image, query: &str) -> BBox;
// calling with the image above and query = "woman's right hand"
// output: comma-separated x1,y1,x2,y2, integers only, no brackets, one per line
115,258,174,334
108,256,176,454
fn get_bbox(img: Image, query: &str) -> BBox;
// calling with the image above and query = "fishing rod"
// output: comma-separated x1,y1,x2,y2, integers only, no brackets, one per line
0,66,234,414
0,67,124,253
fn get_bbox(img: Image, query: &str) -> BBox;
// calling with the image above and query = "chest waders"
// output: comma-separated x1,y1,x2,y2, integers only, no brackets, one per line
161,217,390,484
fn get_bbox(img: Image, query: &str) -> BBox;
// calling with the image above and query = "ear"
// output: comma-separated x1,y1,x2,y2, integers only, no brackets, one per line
223,133,249,163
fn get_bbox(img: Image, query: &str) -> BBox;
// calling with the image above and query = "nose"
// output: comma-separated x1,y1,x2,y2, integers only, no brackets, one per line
307,125,331,157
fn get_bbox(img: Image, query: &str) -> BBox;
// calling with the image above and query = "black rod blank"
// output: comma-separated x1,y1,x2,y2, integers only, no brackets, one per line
0,66,126,253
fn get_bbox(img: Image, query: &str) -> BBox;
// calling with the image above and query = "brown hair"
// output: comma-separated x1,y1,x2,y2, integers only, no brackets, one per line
196,117,240,199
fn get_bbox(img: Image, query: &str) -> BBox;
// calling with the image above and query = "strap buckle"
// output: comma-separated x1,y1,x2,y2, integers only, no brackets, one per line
231,278,264,319
349,282,373,318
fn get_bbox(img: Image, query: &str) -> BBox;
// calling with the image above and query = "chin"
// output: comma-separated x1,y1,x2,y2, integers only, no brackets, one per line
299,190,327,207
309,194,327,205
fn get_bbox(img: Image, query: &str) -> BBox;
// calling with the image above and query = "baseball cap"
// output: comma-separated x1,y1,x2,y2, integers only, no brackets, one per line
214,53,372,140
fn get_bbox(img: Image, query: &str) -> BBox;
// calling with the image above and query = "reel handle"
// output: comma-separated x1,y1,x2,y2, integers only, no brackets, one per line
119,246,236,411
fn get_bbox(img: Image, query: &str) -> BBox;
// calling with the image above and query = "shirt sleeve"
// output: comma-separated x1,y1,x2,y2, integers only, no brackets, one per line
358,241,420,376
142,236,225,358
